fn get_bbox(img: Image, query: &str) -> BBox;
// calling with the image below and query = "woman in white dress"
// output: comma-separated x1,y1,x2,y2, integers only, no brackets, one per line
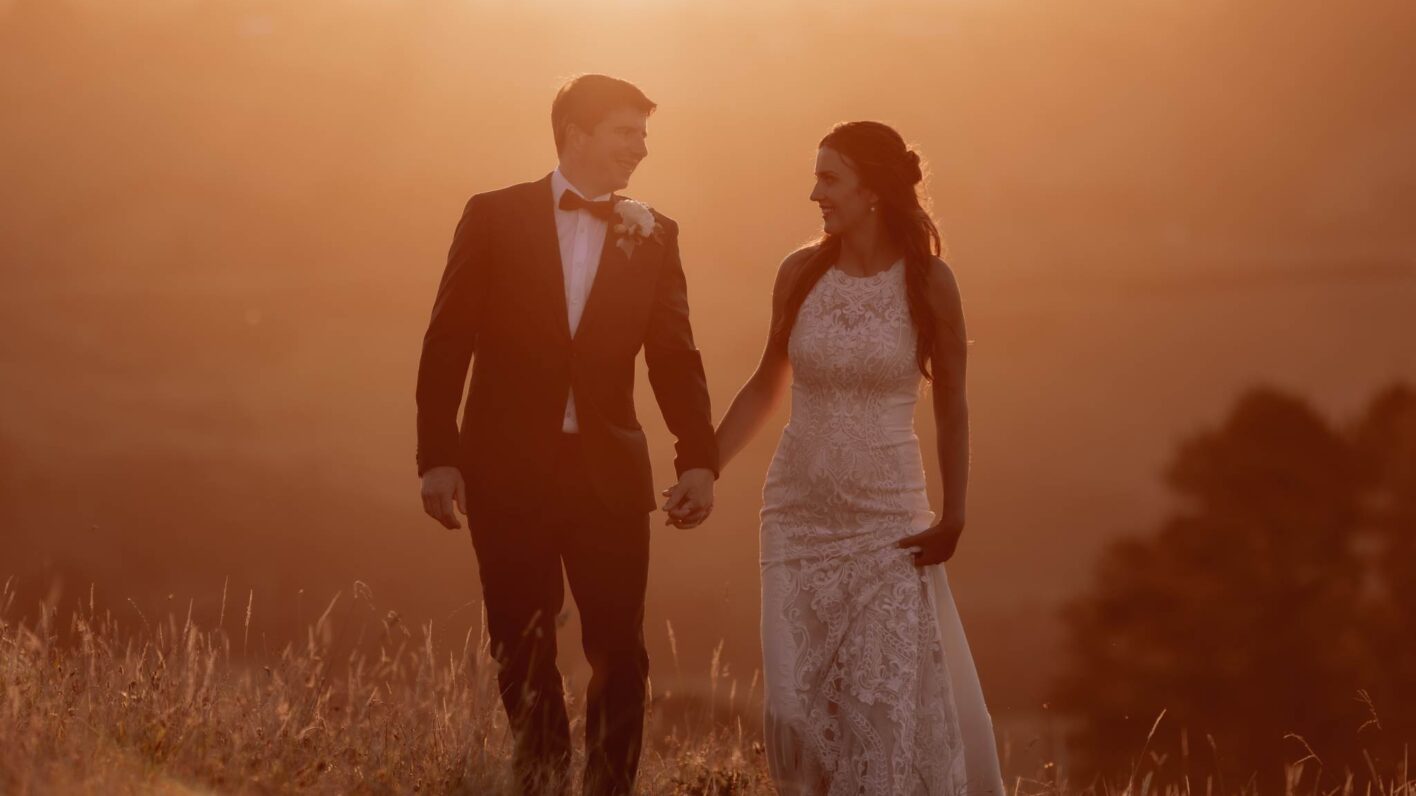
711,122,1006,795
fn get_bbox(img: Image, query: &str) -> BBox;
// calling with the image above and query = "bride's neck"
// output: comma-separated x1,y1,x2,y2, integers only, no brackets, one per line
837,218,899,275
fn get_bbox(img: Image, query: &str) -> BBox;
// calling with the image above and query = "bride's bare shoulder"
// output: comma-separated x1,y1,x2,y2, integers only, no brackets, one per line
775,244,823,290
782,244,820,270
924,257,968,348
924,256,959,293
923,256,963,309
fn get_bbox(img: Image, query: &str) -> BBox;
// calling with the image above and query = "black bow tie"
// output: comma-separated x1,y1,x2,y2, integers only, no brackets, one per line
559,189,616,220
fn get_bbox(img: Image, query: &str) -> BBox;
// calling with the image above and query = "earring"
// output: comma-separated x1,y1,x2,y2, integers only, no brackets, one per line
870,205,877,213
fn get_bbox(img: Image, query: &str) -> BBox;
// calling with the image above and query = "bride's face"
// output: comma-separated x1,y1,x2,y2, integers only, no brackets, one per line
810,146,877,236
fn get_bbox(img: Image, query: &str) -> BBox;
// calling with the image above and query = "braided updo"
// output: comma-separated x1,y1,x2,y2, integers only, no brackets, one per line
904,150,923,184
824,121,925,189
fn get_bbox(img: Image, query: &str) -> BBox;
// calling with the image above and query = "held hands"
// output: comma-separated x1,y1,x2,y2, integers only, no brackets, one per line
896,516,964,567
420,466,467,530
660,467,715,529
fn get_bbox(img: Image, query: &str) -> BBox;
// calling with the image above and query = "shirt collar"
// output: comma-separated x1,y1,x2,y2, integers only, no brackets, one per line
552,167,613,204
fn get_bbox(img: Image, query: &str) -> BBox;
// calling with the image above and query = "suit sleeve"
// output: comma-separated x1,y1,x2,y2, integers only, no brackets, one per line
415,194,492,476
644,219,720,478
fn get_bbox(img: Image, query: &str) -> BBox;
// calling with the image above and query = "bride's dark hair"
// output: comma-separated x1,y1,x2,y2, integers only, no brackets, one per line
772,121,944,380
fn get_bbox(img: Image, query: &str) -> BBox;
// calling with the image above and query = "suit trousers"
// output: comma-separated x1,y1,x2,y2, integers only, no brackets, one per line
466,432,651,796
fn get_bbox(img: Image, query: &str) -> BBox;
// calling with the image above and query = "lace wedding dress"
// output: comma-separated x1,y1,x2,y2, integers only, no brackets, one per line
760,259,1006,796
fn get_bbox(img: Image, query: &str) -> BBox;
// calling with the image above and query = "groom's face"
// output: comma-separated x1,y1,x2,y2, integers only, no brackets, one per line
565,107,650,194
811,147,876,237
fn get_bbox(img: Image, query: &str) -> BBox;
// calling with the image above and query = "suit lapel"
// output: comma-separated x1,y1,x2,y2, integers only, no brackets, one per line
522,174,572,344
576,209,636,347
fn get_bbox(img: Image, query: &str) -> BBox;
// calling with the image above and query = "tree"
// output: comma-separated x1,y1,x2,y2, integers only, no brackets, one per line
1351,384,1416,746
1056,384,1413,788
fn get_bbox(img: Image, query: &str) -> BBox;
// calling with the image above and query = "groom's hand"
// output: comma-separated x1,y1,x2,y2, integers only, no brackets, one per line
660,468,715,529
420,466,467,530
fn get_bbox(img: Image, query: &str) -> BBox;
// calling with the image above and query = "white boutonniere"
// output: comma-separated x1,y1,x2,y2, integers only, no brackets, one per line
611,198,662,259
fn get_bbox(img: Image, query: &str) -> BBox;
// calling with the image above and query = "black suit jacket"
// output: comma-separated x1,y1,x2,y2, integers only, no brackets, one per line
415,174,718,516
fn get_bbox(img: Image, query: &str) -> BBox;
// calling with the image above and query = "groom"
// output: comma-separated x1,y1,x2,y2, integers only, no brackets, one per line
414,74,718,795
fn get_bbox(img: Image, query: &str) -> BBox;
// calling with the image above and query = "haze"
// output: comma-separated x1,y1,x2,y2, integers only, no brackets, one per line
2,0,1413,725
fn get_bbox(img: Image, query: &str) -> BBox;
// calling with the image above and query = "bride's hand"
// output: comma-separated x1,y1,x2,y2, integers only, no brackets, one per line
660,468,715,529
896,518,964,567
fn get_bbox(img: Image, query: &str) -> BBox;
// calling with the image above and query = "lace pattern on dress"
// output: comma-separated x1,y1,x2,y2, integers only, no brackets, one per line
760,262,968,795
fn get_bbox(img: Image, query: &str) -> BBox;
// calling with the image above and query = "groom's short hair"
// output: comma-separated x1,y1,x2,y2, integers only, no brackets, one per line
552,74,656,154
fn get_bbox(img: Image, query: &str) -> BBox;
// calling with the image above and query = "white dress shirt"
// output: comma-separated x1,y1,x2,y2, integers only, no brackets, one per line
551,168,612,433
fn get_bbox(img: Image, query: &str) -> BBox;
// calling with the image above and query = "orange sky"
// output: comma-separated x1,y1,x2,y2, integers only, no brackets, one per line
2,0,1414,717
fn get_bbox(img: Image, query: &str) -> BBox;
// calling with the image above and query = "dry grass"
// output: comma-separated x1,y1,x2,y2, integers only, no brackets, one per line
1,577,1411,796
0,578,768,795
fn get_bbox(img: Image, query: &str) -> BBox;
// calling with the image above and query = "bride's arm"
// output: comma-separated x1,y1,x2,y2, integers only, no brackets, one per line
928,258,970,532
713,250,810,472
899,256,971,566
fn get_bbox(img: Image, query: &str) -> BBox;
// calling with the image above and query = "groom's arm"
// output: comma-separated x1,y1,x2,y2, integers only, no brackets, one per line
415,194,492,476
644,218,719,480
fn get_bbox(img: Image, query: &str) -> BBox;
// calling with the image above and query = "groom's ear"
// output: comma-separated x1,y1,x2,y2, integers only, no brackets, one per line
561,121,588,155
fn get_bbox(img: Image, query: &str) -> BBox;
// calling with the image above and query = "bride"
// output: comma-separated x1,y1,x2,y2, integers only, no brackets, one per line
708,121,1005,795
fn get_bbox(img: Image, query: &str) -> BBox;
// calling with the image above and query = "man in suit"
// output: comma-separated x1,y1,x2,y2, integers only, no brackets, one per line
415,74,718,795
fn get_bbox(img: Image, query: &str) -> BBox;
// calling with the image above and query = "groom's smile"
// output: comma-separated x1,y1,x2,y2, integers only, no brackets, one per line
561,105,651,195
616,154,643,178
